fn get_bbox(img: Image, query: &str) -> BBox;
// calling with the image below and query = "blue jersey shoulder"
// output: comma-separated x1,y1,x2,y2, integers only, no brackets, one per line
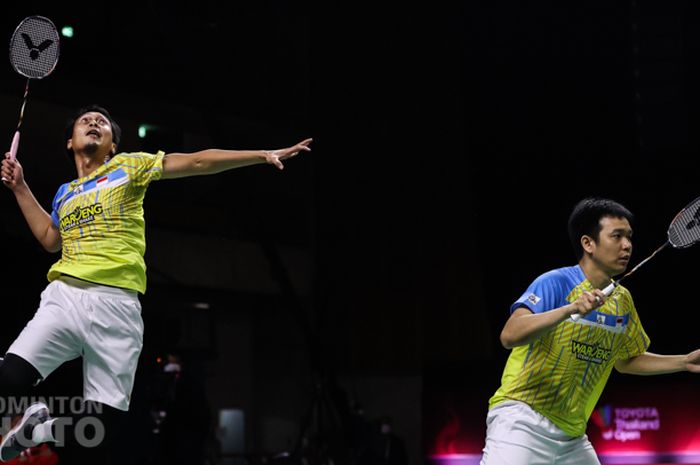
510,265,584,314
50,182,72,227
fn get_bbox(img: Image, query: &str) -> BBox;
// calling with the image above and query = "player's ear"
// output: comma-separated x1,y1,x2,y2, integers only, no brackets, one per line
110,143,116,155
581,235,595,254
66,139,72,152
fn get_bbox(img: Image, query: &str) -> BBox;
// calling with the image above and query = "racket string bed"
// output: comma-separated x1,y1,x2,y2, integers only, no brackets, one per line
9,16,59,79
667,201,700,248
4,16,59,164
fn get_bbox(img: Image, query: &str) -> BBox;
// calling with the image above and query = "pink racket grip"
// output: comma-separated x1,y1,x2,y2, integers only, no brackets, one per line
9,130,20,160
1,131,19,182
570,282,617,322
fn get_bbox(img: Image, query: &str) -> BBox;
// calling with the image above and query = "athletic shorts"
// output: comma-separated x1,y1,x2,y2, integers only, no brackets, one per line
7,276,143,411
480,401,600,465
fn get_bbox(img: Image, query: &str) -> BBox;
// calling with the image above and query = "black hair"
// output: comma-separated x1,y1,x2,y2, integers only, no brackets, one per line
64,104,122,159
567,197,634,260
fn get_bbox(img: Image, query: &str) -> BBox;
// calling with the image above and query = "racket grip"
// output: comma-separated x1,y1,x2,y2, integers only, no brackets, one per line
601,282,616,297
570,282,617,321
9,130,19,160
1,131,19,182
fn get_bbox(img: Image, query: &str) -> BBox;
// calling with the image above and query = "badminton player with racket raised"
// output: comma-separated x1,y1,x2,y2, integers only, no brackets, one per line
480,197,700,465
0,104,312,462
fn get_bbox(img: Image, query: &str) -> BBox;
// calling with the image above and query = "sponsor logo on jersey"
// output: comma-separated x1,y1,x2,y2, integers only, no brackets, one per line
571,340,611,364
59,203,103,232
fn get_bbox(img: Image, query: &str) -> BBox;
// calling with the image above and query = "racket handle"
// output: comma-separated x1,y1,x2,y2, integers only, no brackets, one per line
1,131,19,182
9,130,19,160
570,282,617,321
601,282,616,296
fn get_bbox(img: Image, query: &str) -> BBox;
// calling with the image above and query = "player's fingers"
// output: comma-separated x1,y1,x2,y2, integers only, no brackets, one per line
592,289,606,306
575,293,589,313
580,291,599,310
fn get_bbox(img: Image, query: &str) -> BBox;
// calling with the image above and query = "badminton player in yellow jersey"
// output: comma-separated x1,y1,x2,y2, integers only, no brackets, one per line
481,197,700,465
0,104,312,462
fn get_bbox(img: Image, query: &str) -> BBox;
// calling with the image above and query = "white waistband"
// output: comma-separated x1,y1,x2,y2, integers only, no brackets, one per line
57,275,139,301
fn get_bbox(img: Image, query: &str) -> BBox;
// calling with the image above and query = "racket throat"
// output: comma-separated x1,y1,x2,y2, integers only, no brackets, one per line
15,79,30,131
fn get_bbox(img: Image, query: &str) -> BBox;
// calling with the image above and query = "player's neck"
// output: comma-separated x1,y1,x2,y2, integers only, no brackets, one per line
579,259,613,290
74,151,109,179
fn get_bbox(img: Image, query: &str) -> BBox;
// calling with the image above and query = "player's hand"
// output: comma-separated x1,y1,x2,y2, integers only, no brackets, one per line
685,348,700,373
264,138,313,170
570,289,606,318
1,152,25,190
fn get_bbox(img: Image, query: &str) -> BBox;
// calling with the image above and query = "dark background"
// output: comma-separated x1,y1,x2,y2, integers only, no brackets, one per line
0,2,699,465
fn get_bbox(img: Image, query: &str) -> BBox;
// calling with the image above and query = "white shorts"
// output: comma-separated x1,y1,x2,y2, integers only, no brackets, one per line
7,276,143,411
480,401,600,465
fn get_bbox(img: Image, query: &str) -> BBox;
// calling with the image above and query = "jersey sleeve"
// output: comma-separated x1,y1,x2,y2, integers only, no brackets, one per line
616,291,651,358
510,270,570,314
50,183,70,228
119,151,165,186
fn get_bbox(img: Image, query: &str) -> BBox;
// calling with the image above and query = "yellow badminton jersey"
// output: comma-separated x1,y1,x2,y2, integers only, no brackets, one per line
488,265,650,437
47,151,165,293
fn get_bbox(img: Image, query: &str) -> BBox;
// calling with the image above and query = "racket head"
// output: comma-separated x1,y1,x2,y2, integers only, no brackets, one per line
9,16,60,79
667,196,700,248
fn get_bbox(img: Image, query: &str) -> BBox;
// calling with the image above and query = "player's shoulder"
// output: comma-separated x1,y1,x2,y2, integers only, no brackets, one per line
52,181,72,199
113,151,162,161
613,284,634,301
111,151,165,172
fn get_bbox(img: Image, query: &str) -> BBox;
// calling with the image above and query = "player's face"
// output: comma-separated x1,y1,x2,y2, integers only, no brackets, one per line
591,216,633,276
67,112,116,157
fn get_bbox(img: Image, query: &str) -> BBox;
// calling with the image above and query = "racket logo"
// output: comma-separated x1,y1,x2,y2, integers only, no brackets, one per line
685,205,700,230
21,33,54,61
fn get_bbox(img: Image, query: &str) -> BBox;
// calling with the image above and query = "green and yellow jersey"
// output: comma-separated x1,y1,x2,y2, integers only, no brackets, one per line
488,265,650,437
47,151,165,293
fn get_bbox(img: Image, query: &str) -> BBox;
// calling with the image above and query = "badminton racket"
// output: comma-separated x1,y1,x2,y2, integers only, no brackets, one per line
571,196,700,321
2,16,59,181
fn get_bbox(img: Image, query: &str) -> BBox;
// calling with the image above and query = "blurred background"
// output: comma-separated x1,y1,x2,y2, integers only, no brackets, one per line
0,1,699,465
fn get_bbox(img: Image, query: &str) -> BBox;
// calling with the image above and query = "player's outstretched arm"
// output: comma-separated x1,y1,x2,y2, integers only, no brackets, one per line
161,138,313,180
615,352,688,376
1,153,61,253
